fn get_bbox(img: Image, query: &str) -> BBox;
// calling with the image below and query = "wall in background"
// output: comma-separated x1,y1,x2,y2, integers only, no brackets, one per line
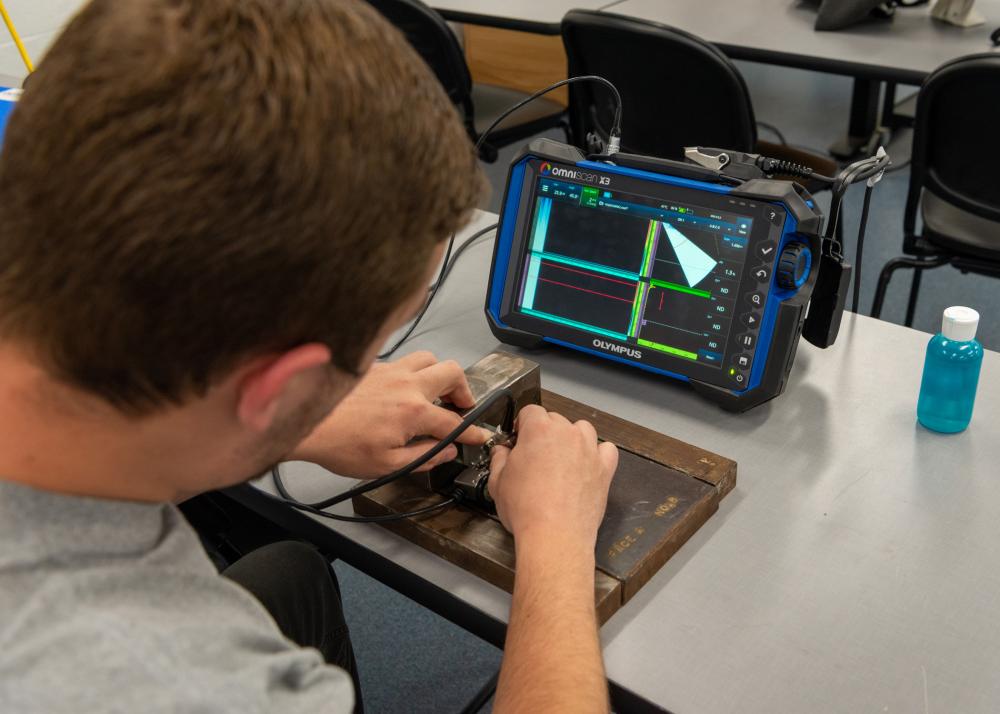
0,0,87,79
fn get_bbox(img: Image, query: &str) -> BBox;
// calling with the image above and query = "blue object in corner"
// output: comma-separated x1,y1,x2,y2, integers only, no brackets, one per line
0,86,22,145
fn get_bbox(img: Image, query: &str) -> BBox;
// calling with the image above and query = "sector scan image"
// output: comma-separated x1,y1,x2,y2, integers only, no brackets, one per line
515,175,752,367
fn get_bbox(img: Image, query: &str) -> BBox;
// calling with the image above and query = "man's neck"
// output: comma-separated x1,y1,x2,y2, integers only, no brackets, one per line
0,345,236,503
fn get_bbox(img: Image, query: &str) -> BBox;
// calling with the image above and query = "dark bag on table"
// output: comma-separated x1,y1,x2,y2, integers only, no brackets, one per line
812,0,895,30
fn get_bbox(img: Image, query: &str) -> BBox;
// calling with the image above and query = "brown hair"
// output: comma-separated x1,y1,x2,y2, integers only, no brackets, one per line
0,0,485,413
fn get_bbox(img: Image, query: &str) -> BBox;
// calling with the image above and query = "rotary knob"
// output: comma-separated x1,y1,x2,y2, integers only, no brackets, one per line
776,243,811,290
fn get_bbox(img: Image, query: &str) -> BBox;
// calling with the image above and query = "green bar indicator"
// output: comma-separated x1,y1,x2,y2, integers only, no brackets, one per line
627,282,646,337
637,339,698,361
521,308,628,341
532,251,640,282
639,220,657,277
649,279,710,299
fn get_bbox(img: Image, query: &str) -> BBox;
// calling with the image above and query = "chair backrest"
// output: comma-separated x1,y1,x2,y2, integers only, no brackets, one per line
365,0,473,117
906,53,1000,236
561,10,757,160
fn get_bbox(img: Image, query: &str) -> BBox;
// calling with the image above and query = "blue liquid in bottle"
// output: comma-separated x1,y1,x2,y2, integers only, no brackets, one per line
917,309,984,433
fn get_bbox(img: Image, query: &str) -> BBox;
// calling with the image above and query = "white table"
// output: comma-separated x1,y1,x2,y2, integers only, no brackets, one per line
606,0,1000,155
431,0,626,35
240,211,1000,713
608,0,1000,82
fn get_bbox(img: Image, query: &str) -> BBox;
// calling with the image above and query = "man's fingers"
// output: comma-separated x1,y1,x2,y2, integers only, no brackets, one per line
416,360,475,406
514,404,548,432
598,441,619,482
396,441,458,472
395,351,438,371
574,419,598,444
455,424,494,445
488,445,510,488
414,403,491,445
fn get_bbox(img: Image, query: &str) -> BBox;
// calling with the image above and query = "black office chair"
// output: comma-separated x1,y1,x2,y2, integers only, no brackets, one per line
366,0,566,162
870,54,1000,326
560,10,839,191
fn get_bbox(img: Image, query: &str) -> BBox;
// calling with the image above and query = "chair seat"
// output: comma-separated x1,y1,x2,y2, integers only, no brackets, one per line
921,188,1000,261
471,83,565,135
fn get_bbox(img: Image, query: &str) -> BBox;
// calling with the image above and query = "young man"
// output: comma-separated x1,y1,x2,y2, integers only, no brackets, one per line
0,1,618,713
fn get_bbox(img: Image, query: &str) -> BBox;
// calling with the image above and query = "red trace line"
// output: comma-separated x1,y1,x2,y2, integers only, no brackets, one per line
659,291,665,310
541,261,635,286
539,278,633,303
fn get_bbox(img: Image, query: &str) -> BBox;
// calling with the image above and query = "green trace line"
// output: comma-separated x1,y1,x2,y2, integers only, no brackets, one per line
521,308,628,341
649,279,711,299
637,338,698,361
627,282,646,337
639,220,657,277
531,250,639,282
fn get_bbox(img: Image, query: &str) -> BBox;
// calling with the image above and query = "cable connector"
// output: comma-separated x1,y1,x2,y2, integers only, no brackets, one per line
606,134,621,156
754,156,816,179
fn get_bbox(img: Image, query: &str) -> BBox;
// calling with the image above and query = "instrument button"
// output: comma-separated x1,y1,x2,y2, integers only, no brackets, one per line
756,241,777,262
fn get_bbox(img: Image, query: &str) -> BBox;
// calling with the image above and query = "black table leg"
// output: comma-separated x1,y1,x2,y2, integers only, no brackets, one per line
830,77,882,159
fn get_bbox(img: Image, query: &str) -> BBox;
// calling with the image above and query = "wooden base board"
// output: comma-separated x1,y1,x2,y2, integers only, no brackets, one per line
354,389,736,624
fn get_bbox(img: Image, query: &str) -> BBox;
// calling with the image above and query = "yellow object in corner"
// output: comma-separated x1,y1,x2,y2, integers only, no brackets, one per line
0,1,34,73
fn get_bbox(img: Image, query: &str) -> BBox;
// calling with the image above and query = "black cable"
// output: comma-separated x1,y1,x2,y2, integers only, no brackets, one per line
430,222,498,291
276,76,624,517
824,153,888,247
852,182,875,313
272,386,515,513
756,121,788,146
378,234,454,359
264,486,457,523
378,76,623,360
475,75,623,156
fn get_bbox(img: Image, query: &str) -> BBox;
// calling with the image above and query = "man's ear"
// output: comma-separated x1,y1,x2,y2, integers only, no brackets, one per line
235,344,332,433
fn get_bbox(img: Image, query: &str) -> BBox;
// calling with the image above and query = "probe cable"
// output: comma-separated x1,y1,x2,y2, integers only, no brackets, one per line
375,220,497,359
378,75,624,360
269,388,514,522
275,76,625,519
431,222,498,291
819,149,889,315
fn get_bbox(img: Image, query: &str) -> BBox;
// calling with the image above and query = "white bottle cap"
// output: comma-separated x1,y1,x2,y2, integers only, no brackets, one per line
942,306,979,342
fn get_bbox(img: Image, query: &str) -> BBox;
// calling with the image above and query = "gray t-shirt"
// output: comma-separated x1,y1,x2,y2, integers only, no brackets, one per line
0,480,353,713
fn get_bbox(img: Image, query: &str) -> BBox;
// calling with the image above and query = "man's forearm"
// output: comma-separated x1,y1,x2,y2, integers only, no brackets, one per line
494,532,609,714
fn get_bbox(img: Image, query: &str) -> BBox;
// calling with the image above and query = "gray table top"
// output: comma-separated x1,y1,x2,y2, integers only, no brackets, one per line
259,210,1000,713
606,0,1000,82
431,0,625,34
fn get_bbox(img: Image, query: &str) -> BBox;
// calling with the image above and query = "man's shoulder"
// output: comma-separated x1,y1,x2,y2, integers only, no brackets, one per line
0,555,355,713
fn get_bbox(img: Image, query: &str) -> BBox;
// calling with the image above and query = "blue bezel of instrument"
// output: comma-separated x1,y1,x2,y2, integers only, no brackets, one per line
485,139,825,411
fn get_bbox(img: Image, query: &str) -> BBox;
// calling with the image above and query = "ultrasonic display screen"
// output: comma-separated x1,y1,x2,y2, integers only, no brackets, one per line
499,159,789,390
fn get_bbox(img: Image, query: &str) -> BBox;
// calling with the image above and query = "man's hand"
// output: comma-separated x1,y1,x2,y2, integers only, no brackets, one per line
488,405,618,547
291,352,490,478
488,406,619,714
